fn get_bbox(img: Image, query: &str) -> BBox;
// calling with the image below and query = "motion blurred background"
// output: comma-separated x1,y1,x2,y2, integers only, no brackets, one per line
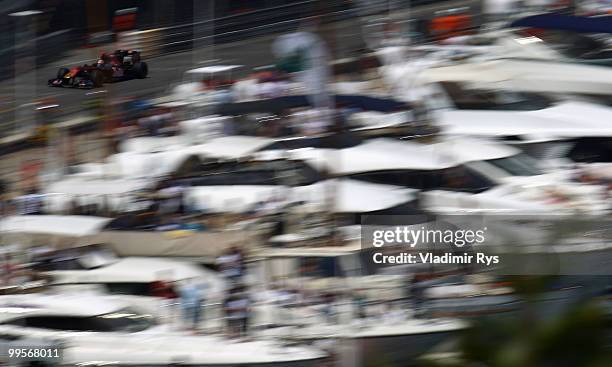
1,1,612,366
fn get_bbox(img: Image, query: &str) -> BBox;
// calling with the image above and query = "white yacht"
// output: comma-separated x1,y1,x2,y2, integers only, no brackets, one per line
0,294,326,366
441,24,612,67
48,130,610,214
285,137,608,215
0,215,226,315
138,133,607,215
170,64,245,106
259,317,466,367
250,242,468,366
382,66,612,184
379,40,612,101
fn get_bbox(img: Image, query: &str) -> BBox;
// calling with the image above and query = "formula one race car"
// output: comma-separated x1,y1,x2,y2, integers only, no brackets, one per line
48,50,148,88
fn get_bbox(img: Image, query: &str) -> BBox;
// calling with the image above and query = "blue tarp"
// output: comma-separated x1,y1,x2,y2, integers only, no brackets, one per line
510,13,612,34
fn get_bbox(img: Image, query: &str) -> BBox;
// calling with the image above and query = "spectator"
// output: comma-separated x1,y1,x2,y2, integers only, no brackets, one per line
156,179,185,215
353,291,367,319
16,188,45,215
178,278,206,332
411,274,426,318
225,285,251,337
151,270,179,327
217,247,244,282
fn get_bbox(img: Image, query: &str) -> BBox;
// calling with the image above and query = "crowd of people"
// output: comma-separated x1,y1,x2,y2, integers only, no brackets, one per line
149,246,251,337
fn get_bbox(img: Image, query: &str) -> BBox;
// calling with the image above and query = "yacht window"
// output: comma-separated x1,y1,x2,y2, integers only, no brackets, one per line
274,160,322,186
176,170,277,186
485,154,542,176
298,257,343,277
78,245,119,269
104,282,152,296
31,245,118,271
568,138,612,163
350,170,442,189
258,138,319,151
351,169,494,193
9,308,155,332
173,159,322,187
439,81,553,111
535,30,612,60
33,257,85,271
439,166,495,193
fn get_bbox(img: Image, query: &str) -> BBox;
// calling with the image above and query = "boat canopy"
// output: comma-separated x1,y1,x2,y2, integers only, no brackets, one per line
510,13,612,34
106,150,205,178
0,215,111,237
439,101,612,141
420,59,612,95
260,132,364,151
188,136,275,160
432,137,519,162
292,137,519,175
46,177,150,196
185,65,244,74
185,185,285,213
298,138,458,174
183,179,416,214
293,179,417,214
0,215,111,248
119,136,185,153
44,177,152,214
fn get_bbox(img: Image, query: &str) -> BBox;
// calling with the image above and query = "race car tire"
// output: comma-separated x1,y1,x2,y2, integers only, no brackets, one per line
89,69,104,87
131,61,148,78
57,67,69,79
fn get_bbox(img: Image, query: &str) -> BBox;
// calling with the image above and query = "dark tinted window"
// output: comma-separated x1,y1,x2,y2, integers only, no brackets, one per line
439,82,552,111
32,257,85,271
173,159,322,186
20,316,105,331
439,167,494,193
105,283,151,296
31,245,117,271
8,308,155,332
298,257,344,277
350,170,441,189
351,168,494,193
258,133,363,151
568,138,612,163
272,160,322,185
486,154,542,176
538,30,610,60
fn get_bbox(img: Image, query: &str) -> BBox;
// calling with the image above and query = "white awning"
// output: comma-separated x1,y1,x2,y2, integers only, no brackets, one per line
45,178,150,196
186,65,244,74
189,136,275,160
185,185,287,213
296,138,457,174
421,59,612,95
293,179,416,213
184,179,415,214
0,215,112,237
0,215,112,249
440,101,612,141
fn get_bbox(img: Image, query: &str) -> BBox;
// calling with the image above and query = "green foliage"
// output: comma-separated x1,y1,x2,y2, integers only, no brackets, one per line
421,277,612,367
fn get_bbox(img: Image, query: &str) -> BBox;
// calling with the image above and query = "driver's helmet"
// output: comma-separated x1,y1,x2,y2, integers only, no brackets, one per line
99,53,111,63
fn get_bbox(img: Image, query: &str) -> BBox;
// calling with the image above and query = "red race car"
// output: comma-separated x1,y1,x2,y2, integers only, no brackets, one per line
49,50,148,88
